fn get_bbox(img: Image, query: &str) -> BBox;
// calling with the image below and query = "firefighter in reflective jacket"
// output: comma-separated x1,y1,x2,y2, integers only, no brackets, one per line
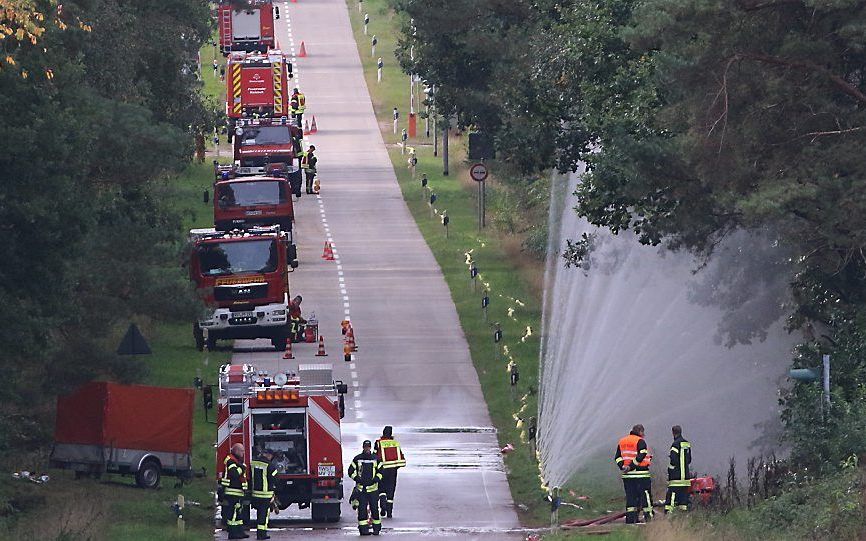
374,425,406,518
301,146,317,194
665,425,692,514
221,443,249,539
614,424,653,524
290,91,301,127
250,448,278,539
291,88,306,127
348,440,382,536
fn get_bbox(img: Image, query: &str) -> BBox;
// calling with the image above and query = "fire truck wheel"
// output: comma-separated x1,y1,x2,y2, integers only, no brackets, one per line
271,334,289,351
135,458,161,489
311,502,341,523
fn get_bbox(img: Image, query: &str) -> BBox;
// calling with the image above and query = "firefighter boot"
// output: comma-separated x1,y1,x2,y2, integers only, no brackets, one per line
227,525,247,540
257,530,270,540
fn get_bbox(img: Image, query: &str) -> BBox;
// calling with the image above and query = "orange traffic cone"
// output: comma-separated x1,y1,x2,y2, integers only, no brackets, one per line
322,241,335,261
343,343,352,362
341,319,351,335
304,119,311,135
313,178,320,194
310,116,318,133
316,336,328,356
299,41,307,58
347,326,358,351
283,340,294,359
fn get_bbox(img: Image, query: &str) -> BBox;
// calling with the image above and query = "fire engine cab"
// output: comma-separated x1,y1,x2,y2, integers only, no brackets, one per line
217,363,348,523
189,226,298,351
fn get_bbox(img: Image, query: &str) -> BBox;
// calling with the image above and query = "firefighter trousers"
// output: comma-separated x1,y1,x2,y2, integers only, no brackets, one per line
665,485,690,513
252,497,271,539
305,170,316,194
378,468,398,516
638,478,654,521
622,478,642,524
356,490,381,535
223,495,246,539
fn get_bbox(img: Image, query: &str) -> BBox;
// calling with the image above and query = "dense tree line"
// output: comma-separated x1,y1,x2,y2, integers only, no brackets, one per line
0,0,210,450
393,0,866,472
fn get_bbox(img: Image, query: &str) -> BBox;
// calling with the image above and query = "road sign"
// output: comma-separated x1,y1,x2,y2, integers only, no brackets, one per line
470,162,488,182
117,323,151,355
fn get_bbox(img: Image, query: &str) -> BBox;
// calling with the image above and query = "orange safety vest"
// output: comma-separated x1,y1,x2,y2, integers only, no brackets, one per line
617,434,651,477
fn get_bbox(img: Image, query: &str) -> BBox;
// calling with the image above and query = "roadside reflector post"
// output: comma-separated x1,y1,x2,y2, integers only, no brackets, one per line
470,264,479,292
176,494,185,533
493,323,502,361
482,291,490,321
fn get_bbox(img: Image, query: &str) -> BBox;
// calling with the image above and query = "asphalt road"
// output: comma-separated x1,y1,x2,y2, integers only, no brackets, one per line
216,0,522,538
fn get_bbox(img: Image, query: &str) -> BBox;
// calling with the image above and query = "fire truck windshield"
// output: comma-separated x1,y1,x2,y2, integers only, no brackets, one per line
197,239,278,276
241,126,293,146
217,181,286,207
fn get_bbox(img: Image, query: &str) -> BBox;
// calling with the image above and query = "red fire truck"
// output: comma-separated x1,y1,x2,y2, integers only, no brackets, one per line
216,363,347,522
189,226,298,351
226,50,292,124
214,176,294,232
231,118,301,178
217,0,276,54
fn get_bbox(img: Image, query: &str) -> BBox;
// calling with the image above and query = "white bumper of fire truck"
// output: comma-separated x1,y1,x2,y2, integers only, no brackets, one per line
199,301,289,330
234,166,267,176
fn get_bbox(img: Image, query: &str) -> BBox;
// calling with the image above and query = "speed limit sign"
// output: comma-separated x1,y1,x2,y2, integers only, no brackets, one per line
469,162,489,182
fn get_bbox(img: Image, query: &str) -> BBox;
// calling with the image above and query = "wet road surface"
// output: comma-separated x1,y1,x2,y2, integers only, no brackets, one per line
215,0,521,538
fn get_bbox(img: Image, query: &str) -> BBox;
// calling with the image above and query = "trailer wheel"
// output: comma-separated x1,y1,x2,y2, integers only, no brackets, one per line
136,458,161,489
311,502,341,523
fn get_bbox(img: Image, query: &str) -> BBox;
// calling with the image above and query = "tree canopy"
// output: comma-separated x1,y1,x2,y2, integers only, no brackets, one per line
394,0,866,469
0,0,210,450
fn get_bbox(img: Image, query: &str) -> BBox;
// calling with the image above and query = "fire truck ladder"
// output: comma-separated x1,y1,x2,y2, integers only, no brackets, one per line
220,9,233,52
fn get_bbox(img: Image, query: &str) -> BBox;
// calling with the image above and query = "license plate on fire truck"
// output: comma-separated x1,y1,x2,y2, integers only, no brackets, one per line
317,464,336,477
245,210,263,216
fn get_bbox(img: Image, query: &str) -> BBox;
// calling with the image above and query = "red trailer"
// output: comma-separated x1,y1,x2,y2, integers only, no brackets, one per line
50,382,194,489
217,0,276,54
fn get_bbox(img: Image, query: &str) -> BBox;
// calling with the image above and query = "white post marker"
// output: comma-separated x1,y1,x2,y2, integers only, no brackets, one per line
377,57,383,83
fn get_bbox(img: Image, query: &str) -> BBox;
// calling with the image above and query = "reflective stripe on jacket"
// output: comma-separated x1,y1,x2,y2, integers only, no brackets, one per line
348,452,382,493
250,458,277,499
615,434,651,478
221,454,248,497
375,437,406,469
668,437,692,487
